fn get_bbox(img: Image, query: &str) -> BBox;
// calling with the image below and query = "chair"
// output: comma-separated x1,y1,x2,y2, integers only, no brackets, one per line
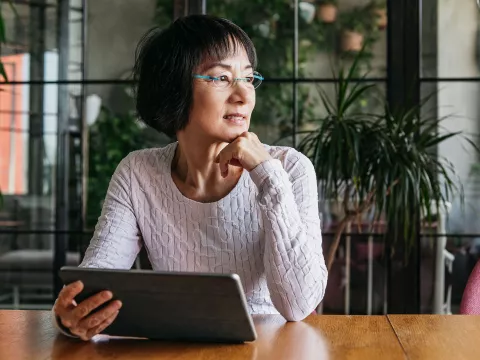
460,260,480,314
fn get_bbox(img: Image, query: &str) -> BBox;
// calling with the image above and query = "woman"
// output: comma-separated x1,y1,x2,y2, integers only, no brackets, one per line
53,14,327,340
460,259,480,314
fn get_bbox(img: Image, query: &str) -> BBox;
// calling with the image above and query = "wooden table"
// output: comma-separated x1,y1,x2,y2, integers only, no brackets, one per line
0,311,479,359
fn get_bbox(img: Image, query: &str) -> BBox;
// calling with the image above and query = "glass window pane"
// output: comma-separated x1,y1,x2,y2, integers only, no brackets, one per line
86,0,172,80
420,82,480,234
84,84,172,228
422,0,480,78
0,84,58,229
299,81,386,315
296,81,386,228
1,1,59,82
207,0,294,78
253,83,293,145
300,0,387,79
1,0,85,82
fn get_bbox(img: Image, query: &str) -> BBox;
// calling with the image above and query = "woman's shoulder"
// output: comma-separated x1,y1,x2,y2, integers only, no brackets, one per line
120,143,176,167
114,143,176,176
263,144,314,176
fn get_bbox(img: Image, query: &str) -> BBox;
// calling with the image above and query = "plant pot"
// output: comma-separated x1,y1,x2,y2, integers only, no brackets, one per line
341,30,364,52
375,8,387,30
299,2,316,24
317,4,337,23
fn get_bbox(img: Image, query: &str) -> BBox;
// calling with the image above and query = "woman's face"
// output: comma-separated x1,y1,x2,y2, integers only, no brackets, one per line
186,46,256,143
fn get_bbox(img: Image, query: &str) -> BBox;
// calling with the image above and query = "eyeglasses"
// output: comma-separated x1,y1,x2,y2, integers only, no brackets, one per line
193,71,264,89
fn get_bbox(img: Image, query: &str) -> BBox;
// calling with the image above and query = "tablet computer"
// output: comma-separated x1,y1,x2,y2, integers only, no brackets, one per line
59,266,257,343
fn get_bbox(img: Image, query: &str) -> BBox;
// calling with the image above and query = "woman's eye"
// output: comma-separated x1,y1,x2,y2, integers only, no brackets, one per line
218,75,230,82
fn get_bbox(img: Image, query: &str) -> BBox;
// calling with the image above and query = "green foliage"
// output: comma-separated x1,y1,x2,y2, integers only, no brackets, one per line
155,0,174,29
317,0,338,5
338,6,370,33
0,0,18,82
0,2,7,81
372,0,387,8
296,50,473,268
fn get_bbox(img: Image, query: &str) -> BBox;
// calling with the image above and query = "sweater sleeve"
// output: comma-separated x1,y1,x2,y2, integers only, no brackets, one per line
53,154,143,337
80,153,143,269
249,150,328,321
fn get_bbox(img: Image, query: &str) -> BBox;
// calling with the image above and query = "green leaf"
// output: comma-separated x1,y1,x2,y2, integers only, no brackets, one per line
295,47,477,265
0,5,5,42
0,61,8,82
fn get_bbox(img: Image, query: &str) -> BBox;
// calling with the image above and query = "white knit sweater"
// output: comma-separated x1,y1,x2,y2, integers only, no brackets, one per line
55,142,327,335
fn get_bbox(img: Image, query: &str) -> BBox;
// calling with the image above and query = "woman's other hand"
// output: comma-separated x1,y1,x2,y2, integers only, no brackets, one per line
53,280,122,341
215,132,272,177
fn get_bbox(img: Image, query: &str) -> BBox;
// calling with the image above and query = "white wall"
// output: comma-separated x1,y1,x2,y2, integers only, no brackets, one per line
86,0,157,111
437,0,480,233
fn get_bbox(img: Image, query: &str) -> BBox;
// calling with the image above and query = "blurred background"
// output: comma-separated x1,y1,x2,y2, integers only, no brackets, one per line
0,0,480,316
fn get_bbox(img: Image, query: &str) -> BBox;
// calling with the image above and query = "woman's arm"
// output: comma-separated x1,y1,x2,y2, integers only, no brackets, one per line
250,150,328,321
53,153,142,337
80,153,143,269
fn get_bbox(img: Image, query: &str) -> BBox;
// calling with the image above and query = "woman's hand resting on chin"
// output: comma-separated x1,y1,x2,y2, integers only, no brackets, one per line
215,132,272,177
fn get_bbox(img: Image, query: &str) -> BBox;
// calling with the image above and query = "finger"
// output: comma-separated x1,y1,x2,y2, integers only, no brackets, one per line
239,131,250,138
78,300,122,330
228,159,243,167
70,290,113,326
70,327,89,341
221,159,229,177
216,151,233,177
57,281,84,309
248,132,259,142
85,310,119,340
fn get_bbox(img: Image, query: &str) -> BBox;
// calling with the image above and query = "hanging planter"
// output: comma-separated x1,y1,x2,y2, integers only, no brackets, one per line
370,1,387,30
374,8,387,30
299,2,317,24
338,6,369,53
341,30,364,52
316,1,338,23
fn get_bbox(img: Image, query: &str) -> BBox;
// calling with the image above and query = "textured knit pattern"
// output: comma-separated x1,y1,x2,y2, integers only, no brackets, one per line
80,142,327,321
460,260,480,314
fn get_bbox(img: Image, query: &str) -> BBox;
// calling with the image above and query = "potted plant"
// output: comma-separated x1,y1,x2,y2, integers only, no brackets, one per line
315,0,338,23
371,0,387,30
339,8,367,52
296,51,470,272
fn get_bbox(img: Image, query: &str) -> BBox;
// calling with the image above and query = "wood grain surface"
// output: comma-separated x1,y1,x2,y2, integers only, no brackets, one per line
388,315,480,360
0,310,408,360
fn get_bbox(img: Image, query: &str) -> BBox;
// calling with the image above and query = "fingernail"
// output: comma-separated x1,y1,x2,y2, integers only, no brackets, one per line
104,291,113,299
116,301,123,309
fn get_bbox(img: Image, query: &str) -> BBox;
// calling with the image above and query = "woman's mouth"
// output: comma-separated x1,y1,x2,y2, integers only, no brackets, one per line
223,114,246,125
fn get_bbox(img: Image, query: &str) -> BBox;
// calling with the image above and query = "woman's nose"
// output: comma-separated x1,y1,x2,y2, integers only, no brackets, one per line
228,80,251,103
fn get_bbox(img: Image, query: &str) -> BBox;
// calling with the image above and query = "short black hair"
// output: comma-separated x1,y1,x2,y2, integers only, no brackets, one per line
132,15,257,138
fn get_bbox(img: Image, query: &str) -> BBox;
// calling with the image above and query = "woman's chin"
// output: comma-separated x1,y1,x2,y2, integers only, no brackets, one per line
215,126,249,142
225,129,248,142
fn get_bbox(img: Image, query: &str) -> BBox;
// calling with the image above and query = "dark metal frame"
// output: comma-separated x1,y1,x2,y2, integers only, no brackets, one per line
53,0,73,296
384,0,421,313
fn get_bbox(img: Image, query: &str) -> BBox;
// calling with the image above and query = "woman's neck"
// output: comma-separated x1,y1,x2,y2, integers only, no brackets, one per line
172,137,242,193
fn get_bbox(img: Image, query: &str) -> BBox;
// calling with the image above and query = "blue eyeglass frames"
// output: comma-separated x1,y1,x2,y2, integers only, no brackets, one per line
193,71,264,89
